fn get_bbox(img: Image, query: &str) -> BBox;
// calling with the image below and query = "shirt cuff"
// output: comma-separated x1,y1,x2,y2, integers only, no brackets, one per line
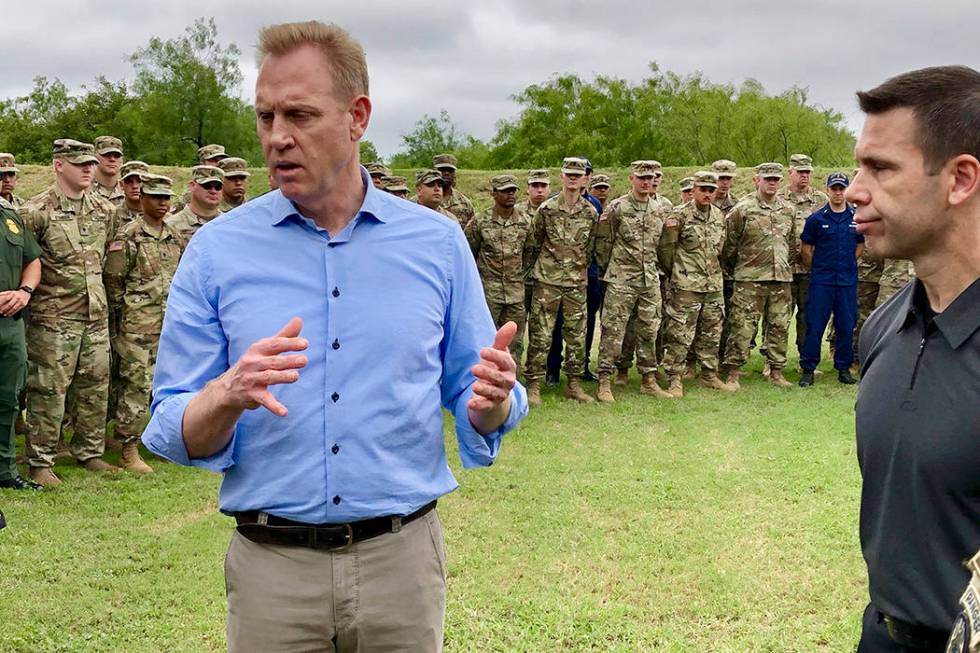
141,392,237,473
800,235,817,245
453,381,528,469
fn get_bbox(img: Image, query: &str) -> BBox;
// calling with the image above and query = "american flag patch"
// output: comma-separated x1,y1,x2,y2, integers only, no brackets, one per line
108,241,124,252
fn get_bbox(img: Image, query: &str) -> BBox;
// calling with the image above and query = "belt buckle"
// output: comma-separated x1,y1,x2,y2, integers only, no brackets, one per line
313,523,353,551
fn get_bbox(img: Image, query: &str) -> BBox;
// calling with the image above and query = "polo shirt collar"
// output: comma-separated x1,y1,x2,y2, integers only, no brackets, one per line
271,166,387,229
900,276,980,349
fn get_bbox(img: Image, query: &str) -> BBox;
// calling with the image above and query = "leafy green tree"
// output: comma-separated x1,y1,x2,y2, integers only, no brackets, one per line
359,140,381,164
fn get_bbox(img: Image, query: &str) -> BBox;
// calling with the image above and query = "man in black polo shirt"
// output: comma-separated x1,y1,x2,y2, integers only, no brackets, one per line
849,65,980,652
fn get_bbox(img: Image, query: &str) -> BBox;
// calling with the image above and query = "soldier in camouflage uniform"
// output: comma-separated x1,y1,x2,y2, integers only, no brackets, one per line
657,172,733,397
678,177,694,204
434,154,475,227
365,162,391,189
517,169,551,315
218,157,251,212
91,136,126,207
876,258,915,306
165,166,225,242
170,144,228,213
720,162,799,389
712,159,739,365
21,140,120,486
853,251,883,364
104,174,186,474
464,174,533,376
381,175,409,199
413,169,459,221
524,157,598,404
595,161,672,402
589,174,611,208
0,153,26,208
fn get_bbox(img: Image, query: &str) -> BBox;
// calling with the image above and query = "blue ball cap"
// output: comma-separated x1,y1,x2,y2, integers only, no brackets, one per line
827,172,849,188
577,156,593,174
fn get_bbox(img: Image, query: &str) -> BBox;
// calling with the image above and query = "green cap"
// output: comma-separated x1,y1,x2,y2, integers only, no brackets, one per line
590,174,610,189
711,159,737,177
382,175,409,192
490,174,519,191
0,153,18,174
197,144,227,162
218,157,251,178
365,162,391,176
679,177,695,192
416,169,445,186
560,157,588,175
120,160,150,180
433,154,457,170
527,169,550,185
53,139,98,164
630,160,658,178
191,165,225,185
94,135,123,155
789,154,814,171
140,173,174,197
755,162,784,179
693,171,719,188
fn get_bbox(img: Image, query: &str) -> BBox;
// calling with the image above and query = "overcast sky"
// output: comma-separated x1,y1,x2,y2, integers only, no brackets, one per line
1,0,978,159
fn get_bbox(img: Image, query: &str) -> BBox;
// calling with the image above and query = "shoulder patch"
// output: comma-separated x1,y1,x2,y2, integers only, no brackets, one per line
5,217,20,234
108,241,124,252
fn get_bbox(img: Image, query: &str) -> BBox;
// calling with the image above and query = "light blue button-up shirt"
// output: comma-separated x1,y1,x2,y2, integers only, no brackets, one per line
143,169,528,523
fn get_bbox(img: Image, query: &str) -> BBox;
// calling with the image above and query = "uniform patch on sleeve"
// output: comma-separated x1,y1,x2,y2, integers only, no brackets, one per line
108,241,124,252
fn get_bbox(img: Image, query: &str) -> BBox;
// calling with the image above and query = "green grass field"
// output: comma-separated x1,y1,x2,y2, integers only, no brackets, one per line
0,349,867,652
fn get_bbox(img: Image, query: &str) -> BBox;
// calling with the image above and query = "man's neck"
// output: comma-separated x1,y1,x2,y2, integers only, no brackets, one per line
494,205,514,218
95,171,117,188
717,190,730,199
126,199,141,212
189,202,219,219
224,195,242,208
695,202,711,214
293,163,366,237
142,215,164,231
913,211,980,312
562,188,581,207
630,190,648,202
829,201,847,212
790,184,807,195
758,190,776,203
528,199,543,210
55,177,84,200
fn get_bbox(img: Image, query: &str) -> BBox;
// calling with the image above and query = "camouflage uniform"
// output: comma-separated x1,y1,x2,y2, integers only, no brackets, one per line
597,191,665,376
876,258,915,307
721,187,798,371
524,192,598,381
0,153,25,209
464,192,533,373
91,136,126,207
657,194,726,379
218,157,251,213
104,216,185,444
22,179,116,469
441,186,475,227
164,166,225,241
516,179,548,316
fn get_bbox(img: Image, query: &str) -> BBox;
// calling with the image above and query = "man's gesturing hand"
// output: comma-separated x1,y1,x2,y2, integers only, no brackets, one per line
218,317,309,417
468,321,518,414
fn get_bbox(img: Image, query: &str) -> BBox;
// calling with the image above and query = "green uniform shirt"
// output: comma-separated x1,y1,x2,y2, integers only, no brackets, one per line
600,192,665,288
777,186,829,274
658,201,725,293
165,205,221,243
92,179,126,207
713,191,739,214
441,186,475,227
879,258,915,287
723,192,798,283
525,193,598,288
464,205,533,305
0,200,40,293
857,250,885,284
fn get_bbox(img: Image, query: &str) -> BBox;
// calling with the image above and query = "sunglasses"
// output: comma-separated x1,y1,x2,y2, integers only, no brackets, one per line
201,182,223,191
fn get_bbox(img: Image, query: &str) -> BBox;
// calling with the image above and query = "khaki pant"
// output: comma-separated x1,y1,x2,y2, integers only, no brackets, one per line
226,510,447,653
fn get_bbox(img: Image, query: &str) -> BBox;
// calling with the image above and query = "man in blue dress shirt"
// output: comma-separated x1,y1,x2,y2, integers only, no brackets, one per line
798,172,865,386
142,21,528,653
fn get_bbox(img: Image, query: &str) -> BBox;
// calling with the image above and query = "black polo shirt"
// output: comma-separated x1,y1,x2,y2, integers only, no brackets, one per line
857,275,980,632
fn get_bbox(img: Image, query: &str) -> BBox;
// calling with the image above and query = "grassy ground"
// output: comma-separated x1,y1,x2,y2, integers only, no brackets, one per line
0,349,867,652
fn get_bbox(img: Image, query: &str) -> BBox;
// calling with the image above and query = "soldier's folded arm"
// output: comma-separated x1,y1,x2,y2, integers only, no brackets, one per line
656,209,681,275
463,214,482,257
722,206,745,272
522,210,544,272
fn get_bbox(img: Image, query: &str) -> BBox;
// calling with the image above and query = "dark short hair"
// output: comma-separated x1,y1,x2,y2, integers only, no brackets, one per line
856,65,980,174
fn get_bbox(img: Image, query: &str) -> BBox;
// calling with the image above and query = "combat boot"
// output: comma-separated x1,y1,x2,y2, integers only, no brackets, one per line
666,377,684,398
614,369,629,386
527,379,541,407
596,374,615,403
120,443,153,474
640,372,673,398
761,361,771,378
29,466,61,487
683,362,697,379
768,368,793,388
722,367,742,391
80,457,121,473
565,377,595,403
700,372,737,392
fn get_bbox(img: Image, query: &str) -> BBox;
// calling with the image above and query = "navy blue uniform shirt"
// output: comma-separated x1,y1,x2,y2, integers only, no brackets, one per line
800,203,864,285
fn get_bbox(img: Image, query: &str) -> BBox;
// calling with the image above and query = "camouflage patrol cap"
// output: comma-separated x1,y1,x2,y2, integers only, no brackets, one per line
789,154,814,171
527,169,550,185
711,159,737,177
191,165,225,186
0,153,18,174
755,162,784,179
416,169,445,186
120,160,150,180
365,162,391,177
383,175,409,192
490,174,519,191
630,160,658,178
140,173,174,197
693,171,719,188
94,135,123,155
433,154,458,170
651,161,664,176
679,177,695,192
590,174,610,189
53,139,98,164
197,144,227,162
218,157,251,178
560,157,588,175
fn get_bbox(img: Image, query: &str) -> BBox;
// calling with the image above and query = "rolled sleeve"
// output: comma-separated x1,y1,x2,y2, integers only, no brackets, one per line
142,391,237,472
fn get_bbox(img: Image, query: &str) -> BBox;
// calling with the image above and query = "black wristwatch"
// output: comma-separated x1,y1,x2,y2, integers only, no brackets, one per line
18,285,34,295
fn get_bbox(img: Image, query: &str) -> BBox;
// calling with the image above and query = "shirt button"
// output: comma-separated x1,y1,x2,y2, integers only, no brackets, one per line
332,339,340,350
331,444,340,454
331,392,340,402
332,287,340,297
332,495,341,505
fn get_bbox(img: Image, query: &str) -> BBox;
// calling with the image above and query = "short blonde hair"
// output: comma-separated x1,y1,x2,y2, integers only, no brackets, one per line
256,21,369,102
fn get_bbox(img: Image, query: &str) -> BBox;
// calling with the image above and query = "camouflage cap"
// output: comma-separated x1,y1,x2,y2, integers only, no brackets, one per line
590,174,610,189
693,171,719,188
0,153,18,174
630,160,658,178
191,165,225,185
789,154,814,171
755,162,784,179
365,162,391,177
490,174,519,191
560,157,588,175
53,139,98,164
218,157,251,178
416,169,445,186
197,144,227,162
527,169,550,185
433,153,458,170
711,159,737,177
651,160,664,176
140,173,174,197
120,160,150,180
679,177,695,192
382,175,409,192
94,135,123,155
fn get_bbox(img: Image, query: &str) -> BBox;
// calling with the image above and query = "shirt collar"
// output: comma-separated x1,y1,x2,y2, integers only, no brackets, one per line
899,276,980,349
271,166,387,229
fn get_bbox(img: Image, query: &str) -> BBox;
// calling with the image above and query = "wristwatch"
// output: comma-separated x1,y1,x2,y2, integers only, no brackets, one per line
18,285,34,295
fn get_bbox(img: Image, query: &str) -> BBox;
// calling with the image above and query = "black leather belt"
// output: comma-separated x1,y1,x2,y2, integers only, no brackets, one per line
234,500,436,551
880,612,949,652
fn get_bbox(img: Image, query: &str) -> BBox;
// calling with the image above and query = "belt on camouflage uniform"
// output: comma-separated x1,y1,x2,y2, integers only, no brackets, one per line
879,611,949,651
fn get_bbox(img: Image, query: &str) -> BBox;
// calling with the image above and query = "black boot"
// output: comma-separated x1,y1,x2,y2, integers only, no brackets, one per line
0,475,44,491
838,369,858,385
799,370,815,387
